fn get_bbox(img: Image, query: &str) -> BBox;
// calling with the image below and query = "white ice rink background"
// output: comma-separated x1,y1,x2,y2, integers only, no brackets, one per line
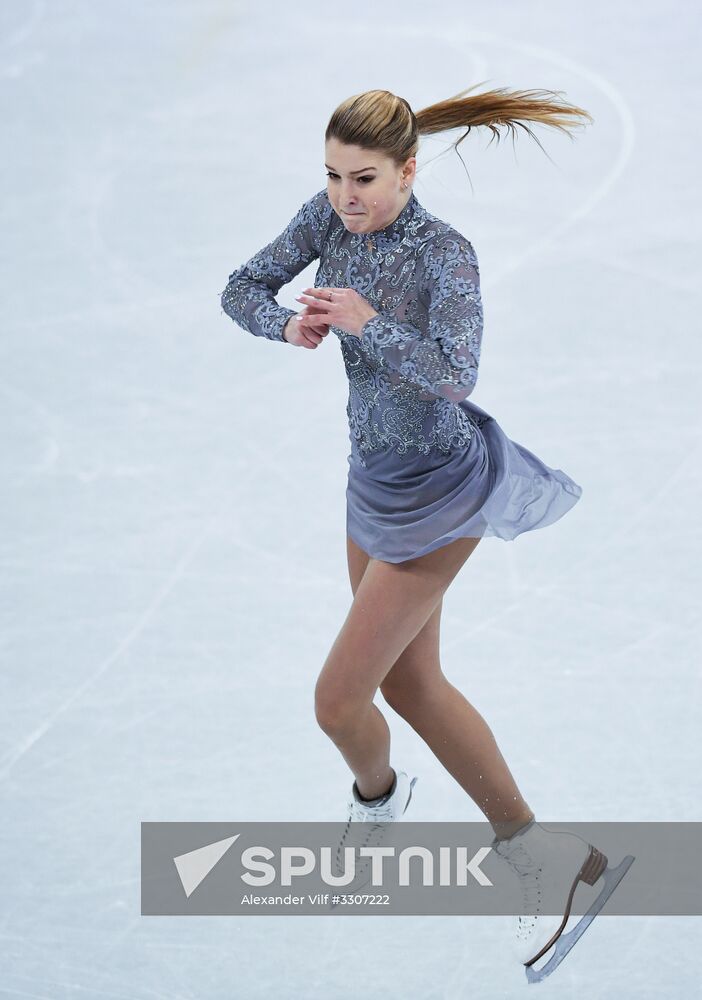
2,0,701,996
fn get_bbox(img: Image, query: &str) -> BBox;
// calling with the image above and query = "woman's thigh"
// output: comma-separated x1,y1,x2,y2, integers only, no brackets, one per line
316,534,481,715
346,534,372,596
347,535,442,695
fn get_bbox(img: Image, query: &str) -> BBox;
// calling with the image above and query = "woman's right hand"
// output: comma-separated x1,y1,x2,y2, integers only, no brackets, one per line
283,306,331,349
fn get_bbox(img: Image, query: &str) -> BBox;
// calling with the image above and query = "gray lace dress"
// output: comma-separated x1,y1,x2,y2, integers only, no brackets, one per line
220,188,582,562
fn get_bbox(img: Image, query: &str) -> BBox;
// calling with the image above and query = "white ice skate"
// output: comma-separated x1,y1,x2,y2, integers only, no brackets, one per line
329,768,418,909
490,820,635,984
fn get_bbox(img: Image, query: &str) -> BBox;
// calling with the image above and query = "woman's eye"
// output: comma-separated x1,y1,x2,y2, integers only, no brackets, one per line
325,172,374,184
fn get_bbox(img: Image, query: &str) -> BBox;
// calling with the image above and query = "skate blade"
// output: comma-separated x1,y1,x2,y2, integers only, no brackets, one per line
524,854,635,984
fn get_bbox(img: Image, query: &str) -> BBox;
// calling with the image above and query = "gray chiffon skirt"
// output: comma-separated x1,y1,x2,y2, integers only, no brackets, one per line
346,400,583,563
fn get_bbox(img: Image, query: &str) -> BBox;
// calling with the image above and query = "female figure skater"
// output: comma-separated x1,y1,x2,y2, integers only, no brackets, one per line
220,87,633,983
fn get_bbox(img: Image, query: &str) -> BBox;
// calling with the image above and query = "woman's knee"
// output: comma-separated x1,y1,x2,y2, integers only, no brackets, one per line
314,680,367,739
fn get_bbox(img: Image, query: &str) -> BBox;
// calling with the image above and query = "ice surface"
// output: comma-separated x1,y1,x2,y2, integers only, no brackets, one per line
2,0,701,997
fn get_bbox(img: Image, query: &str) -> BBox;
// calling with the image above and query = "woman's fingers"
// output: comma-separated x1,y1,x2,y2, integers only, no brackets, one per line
300,328,324,348
299,307,329,326
298,315,329,336
293,309,331,348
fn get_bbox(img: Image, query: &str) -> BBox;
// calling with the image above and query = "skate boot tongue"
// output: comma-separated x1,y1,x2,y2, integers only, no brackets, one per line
490,818,538,854
352,770,398,809
348,769,400,822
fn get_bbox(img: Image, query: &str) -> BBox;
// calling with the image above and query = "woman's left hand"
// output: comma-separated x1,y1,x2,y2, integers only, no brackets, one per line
295,287,378,338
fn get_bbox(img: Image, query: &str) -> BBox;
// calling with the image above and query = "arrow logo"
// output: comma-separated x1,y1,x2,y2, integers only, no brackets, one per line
173,834,240,897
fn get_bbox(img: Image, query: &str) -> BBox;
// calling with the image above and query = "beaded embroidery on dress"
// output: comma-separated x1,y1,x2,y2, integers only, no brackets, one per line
220,188,490,469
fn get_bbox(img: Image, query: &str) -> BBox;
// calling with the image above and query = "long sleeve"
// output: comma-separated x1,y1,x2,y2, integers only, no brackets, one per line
358,237,483,403
220,189,331,343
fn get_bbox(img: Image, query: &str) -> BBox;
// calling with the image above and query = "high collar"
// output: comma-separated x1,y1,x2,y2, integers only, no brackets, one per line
369,191,418,236
347,191,420,245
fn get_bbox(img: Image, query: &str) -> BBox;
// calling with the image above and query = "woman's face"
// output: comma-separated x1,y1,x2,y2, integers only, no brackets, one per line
324,138,415,234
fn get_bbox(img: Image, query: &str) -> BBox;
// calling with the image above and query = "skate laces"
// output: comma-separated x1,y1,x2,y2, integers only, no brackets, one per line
334,796,397,879
495,841,543,937
348,796,397,824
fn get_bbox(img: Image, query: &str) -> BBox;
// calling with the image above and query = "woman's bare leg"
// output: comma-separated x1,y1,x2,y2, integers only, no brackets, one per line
315,535,534,839
382,664,534,839
315,534,481,798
